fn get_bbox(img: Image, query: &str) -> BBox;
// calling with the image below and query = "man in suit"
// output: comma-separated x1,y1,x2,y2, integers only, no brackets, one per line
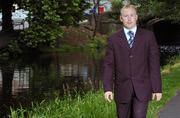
102,4,162,118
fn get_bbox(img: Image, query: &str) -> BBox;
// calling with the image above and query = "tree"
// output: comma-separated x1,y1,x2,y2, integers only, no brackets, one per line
159,0,180,23
111,0,180,26
12,0,89,50
0,0,14,32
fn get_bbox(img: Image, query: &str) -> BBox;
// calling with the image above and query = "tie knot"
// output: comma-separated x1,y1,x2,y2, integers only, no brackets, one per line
128,31,134,38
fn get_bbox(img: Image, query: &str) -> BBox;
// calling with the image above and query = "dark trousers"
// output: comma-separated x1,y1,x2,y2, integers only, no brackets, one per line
116,90,149,118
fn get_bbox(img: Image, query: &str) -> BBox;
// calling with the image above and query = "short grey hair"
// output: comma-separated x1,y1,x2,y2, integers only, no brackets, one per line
120,4,137,15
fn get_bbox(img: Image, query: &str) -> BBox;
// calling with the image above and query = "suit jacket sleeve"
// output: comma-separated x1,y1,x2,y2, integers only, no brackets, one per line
149,32,162,93
102,38,114,92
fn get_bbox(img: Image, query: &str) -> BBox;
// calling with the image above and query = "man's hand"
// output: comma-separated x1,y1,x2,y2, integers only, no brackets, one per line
152,93,162,101
104,91,113,102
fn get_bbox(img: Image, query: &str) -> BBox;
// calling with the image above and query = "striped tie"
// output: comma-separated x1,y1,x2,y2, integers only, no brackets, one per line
127,31,134,48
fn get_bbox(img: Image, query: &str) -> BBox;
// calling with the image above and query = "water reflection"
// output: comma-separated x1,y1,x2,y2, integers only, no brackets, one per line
12,68,30,96
0,52,102,117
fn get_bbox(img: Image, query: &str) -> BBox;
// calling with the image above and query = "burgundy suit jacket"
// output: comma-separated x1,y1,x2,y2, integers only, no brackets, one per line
102,27,162,103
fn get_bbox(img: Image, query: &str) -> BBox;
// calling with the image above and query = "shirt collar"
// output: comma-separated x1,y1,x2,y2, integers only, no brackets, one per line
123,26,137,36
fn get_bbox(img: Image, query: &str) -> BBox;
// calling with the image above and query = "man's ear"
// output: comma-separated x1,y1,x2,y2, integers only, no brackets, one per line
120,16,123,22
136,14,138,21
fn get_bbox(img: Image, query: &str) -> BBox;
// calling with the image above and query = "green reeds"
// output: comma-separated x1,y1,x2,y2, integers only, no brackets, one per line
9,91,116,118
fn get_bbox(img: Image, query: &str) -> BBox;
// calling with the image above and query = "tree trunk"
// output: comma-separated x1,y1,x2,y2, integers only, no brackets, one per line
92,0,100,38
1,0,14,32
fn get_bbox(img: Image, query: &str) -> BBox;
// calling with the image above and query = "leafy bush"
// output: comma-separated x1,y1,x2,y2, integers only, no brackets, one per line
86,36,107,50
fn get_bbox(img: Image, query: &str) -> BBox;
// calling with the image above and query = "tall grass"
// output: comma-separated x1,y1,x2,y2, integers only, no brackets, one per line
9,91,116,118
9,56,180,118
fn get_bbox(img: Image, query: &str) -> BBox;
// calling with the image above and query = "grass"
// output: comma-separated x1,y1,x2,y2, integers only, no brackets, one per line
9,91,116,118
147,55,180,117
9,56,180,118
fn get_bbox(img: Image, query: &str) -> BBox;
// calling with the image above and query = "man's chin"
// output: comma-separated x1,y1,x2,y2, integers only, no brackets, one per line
124,25,136,29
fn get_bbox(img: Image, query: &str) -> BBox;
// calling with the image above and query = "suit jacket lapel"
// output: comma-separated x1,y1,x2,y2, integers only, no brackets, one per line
118,28,130,50
131,27,141,50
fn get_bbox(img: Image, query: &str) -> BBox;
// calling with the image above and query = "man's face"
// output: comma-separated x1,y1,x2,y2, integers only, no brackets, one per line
120,7,138,29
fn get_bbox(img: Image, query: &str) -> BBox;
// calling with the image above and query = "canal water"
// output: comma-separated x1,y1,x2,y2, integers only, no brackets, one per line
0,51,103,117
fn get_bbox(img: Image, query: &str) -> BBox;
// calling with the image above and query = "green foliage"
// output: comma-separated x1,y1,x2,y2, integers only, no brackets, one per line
10,0,90,51
57,0,90,26
86,36,107,50
160,0,180,23
110,0,123,20
135,0,163,19
134,0,180,23
19,24,62,48
8,40,22,54
83,36,108,61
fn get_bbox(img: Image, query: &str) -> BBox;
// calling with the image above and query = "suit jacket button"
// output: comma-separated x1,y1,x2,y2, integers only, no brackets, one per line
130,55,133,58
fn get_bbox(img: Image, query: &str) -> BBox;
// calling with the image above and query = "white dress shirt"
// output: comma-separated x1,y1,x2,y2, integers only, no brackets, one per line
123,26,137,43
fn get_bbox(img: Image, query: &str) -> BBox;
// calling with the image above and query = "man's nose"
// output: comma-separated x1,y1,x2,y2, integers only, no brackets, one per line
127,16,132,20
